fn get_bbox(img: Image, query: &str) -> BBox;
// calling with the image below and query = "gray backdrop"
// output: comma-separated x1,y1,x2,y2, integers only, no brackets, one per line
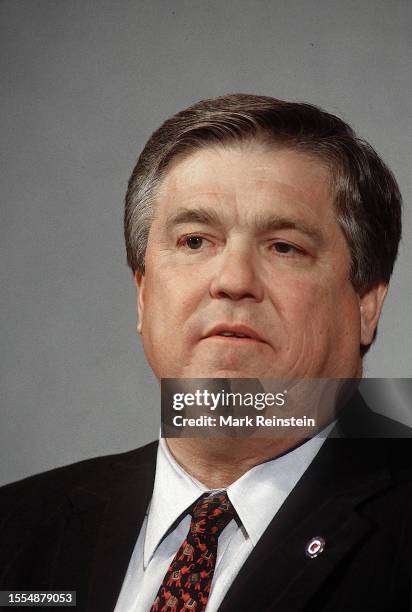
1,0,411,486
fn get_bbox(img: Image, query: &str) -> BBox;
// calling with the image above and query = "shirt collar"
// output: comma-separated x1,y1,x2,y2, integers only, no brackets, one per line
144,428,332,566
144,437,208,567
225,432,330,545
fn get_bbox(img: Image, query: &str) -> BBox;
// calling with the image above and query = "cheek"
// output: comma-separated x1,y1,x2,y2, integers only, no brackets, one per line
276,277,360,339
142,269,204,334
276,278,325,320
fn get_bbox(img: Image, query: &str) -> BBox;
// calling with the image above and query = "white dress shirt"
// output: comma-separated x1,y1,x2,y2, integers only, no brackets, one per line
115,432,330,612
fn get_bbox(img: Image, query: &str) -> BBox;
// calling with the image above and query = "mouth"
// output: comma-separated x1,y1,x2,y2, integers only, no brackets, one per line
203,324,266,343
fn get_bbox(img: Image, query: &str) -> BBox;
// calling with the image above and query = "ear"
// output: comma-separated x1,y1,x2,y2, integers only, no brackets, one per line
134,271,145,334
359,282,388,346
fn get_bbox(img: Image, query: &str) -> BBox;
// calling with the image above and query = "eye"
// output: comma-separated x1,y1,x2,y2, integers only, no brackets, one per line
180,235,212,250
272,242,299,255
186,236,203,249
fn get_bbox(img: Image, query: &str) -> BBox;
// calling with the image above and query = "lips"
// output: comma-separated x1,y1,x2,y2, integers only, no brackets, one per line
203,323,265,343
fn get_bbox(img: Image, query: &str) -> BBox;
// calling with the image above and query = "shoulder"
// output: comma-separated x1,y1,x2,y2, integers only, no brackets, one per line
334,391,412,439
0,441,158,527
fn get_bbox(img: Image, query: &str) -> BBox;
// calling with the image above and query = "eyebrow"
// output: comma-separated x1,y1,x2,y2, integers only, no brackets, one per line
253,213,325,246
165,207,222,232
165,206,325,246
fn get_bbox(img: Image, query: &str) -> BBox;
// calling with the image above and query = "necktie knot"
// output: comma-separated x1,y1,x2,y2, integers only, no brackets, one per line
190,492,234,538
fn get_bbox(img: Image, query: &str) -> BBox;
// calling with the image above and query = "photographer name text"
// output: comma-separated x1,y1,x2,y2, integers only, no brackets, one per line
172,415,316,428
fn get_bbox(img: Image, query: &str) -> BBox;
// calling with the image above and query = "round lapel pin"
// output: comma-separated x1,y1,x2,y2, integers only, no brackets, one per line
305,536,325,558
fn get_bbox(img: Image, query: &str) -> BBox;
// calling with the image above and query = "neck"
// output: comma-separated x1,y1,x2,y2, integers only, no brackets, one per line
165,437,301,488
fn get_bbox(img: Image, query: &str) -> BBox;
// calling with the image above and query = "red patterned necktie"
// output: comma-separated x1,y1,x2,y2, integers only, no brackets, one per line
150,491,235,612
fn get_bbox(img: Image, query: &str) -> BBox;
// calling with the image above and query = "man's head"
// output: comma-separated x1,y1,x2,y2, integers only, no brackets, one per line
124,94,402,379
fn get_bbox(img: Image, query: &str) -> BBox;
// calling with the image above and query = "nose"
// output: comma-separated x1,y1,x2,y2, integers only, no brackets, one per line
209,243,264,302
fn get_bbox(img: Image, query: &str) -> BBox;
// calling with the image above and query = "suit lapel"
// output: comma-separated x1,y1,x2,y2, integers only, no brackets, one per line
52,444,158,612
219,434,392,611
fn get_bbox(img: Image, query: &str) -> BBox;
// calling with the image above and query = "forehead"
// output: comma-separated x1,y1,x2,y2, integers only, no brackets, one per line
158,142,331,200
155,143,336,227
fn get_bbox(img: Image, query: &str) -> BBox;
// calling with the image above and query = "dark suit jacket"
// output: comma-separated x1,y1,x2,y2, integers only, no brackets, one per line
1,394,412,611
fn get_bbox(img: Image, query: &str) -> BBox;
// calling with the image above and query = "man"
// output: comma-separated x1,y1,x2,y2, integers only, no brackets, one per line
1,95,411,611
